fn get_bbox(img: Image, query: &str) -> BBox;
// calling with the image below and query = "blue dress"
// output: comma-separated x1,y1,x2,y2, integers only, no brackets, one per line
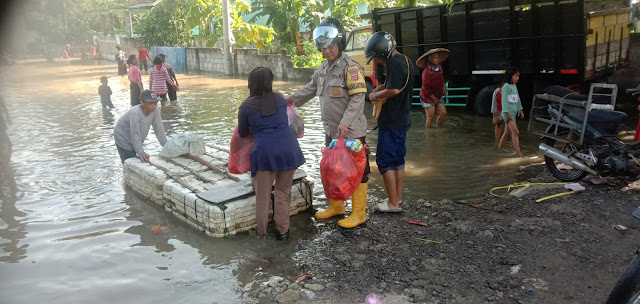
238,96,305,176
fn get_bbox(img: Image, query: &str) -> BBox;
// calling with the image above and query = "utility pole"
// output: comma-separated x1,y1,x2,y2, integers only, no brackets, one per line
221,0,233,75
62,0,68,31
125,10,133,37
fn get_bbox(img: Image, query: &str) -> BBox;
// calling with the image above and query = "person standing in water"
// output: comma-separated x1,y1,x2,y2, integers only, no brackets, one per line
491,80,506,142
498,66,525,157
114,90,167,164
127,55,144,106
137,42,149,74
416,48,450,128
149,55,177,105
115,45,127,77
98,76,115,109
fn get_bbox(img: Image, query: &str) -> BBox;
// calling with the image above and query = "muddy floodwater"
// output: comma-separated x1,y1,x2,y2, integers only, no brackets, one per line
0,60,543,303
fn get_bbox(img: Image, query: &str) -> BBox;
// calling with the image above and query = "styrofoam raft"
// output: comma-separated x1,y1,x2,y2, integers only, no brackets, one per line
124,145,313,237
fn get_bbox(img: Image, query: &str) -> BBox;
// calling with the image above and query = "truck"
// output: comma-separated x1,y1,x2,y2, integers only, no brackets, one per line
344,0,632,115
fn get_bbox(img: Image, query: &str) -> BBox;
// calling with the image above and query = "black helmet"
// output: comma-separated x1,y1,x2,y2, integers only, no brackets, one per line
313,18,346,51
365,31,396,64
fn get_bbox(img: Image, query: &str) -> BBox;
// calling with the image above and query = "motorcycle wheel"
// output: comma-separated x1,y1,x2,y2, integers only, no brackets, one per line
605,251,640,304
543,131,589,182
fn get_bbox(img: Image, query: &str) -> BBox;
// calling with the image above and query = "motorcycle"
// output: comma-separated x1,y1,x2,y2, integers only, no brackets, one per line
606,247,640,304
529,84,640,182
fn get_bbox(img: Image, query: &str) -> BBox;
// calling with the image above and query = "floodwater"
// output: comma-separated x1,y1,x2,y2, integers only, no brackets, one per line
0,60,541,303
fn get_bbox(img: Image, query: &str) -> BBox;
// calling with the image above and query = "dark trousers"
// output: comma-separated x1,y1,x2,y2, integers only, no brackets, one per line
140,60,148,72
100,98,114,109
166,81,177,101
116,146,137,164
130,82,141,106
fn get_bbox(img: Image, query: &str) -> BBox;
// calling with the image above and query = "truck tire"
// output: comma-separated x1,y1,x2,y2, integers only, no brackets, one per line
474,85,496,116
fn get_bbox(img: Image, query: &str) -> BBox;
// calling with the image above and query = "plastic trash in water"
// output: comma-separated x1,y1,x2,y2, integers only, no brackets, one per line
152,225,167,233
365,293,382,304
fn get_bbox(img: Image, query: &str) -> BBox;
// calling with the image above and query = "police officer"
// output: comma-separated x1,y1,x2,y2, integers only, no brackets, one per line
287,18,370,229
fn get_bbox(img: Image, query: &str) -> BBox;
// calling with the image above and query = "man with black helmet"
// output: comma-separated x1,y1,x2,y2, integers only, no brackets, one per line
287,17,370,229
365,31,415,213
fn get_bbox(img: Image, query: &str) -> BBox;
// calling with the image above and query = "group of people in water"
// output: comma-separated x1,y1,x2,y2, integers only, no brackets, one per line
110,43,179,107
109,18,526,240
417,46,524,156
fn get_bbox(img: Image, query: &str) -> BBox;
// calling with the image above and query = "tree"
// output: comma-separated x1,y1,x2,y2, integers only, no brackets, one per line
135,0,275,49
249,0,305,47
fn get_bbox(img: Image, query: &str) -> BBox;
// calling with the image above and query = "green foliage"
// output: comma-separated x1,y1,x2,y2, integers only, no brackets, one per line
249,0,306,45
135,4,178,46
135,0,275,49
285,42,323,68
24,0,129,44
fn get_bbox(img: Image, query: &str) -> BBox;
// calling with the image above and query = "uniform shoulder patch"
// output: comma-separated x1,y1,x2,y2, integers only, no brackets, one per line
346,65,367,95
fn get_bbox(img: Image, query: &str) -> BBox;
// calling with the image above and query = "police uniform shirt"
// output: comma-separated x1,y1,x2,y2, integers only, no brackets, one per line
289,53,368,139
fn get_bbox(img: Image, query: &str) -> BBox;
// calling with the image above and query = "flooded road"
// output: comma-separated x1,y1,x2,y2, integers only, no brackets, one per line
0,60,540,303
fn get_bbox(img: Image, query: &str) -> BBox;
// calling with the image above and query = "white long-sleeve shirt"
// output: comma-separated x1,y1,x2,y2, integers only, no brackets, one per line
114,105,167,156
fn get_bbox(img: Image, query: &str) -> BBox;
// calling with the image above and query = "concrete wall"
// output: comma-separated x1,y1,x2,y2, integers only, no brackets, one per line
97,37,138,61
186,48,315,81
93,40,315,81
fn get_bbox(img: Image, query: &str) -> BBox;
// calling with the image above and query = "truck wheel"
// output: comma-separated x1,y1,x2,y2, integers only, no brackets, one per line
474,85,496,116
365,80,374,102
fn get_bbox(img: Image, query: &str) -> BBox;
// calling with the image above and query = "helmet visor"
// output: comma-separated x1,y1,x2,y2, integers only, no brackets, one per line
313,26,339,49
366,51,375,64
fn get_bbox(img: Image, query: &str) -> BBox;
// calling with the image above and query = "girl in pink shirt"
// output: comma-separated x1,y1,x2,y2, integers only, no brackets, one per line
149,55,176,104
127,55,144,106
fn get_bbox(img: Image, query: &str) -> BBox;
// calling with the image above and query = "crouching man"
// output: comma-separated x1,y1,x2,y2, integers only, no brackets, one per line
114,89,167,164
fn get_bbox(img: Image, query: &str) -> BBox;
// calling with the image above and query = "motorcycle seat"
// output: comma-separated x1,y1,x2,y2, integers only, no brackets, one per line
551,104,627,125
588,109,627,125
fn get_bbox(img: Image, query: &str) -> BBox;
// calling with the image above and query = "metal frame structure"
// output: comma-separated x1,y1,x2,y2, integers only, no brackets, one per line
528,83,617,146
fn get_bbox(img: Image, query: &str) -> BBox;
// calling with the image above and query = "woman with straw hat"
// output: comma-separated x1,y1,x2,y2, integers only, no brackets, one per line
416,48,450,127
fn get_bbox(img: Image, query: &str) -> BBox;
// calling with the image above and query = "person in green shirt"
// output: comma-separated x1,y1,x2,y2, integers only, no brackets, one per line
498,66,524,157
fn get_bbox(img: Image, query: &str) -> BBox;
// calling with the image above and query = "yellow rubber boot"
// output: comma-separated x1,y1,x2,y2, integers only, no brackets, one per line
338,183,367,228
315,200,345,219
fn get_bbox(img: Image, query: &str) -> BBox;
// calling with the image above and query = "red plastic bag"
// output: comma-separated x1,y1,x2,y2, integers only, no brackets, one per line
228,126,254,174
320,137,367,200
287,102,304,138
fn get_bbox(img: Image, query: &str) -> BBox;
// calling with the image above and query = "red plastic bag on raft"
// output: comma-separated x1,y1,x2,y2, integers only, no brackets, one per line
320,137,367,201
287,102,304,138
228,126,254,174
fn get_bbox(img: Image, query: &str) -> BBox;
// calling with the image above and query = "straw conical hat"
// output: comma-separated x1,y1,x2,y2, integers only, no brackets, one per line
416,48,450,69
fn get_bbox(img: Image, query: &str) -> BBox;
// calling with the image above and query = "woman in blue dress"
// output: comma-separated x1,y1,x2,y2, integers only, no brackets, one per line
238,67,305,240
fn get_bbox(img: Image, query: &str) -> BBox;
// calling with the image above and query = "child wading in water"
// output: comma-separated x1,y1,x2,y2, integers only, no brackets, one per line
498,66,524,157
98,76,115,109
491,80,505,142
149,55,177,106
